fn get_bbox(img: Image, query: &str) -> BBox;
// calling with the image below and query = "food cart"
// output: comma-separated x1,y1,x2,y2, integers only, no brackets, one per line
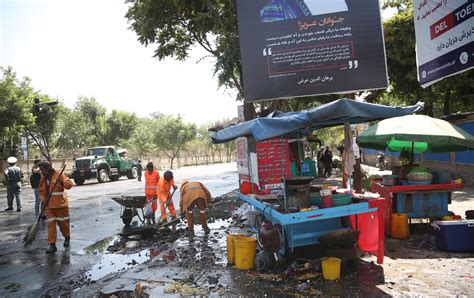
371,182,464,233
358,114,474,231
211,100,424,265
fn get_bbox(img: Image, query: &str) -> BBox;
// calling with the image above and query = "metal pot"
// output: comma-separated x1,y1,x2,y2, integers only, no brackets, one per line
382,175,399,186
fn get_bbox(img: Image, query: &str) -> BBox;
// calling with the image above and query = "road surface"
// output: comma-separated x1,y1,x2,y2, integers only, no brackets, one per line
0,163,238,297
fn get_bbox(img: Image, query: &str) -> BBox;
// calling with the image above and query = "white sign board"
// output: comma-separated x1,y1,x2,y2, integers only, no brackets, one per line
414,0,473,87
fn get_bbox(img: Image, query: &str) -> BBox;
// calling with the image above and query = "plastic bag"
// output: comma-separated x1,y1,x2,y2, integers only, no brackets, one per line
144,199,154,217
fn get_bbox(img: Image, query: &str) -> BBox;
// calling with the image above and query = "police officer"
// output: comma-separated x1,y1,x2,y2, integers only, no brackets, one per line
4,156,23,212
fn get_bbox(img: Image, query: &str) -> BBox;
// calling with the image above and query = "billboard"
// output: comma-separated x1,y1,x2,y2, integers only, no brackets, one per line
414,0,474,87
236,0,388,102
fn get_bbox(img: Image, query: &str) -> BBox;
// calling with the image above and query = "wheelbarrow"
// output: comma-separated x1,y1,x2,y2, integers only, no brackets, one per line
111,195,149,226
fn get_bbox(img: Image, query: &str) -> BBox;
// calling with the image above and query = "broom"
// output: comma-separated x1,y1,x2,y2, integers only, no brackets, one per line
24,163,67,247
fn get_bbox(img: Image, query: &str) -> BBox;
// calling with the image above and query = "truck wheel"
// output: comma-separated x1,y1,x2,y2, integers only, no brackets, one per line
74,177,85,185
127,167,138,179
98,169,109,183
110,175,120,182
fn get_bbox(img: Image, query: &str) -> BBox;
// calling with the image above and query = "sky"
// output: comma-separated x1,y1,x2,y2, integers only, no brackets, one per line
0,0,240,126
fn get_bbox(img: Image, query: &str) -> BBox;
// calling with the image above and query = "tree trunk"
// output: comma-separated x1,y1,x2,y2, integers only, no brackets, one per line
444,89,451,115
170,157,174,169
244,101,257,121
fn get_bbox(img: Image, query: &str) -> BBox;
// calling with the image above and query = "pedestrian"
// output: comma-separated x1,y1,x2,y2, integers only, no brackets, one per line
322,148,333,177
4,156,23,212
179,181,212,236
30,159,42,217
144,162,159,224
317,148,324,177
157,170,177,223
38,161,73,253
136,160,143,182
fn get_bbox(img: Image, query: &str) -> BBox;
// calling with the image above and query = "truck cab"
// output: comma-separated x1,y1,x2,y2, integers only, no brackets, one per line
72,146,138,185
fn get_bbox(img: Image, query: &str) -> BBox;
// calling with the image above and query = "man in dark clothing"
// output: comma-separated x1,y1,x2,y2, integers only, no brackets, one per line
4,156,23,211
136,160,143,182
322,149,333,177
317,148,324,177
30,159,42,216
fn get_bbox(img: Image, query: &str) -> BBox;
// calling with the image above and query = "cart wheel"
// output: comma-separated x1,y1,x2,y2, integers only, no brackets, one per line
255,250,274,272
122,209,133,226
274,224,289,259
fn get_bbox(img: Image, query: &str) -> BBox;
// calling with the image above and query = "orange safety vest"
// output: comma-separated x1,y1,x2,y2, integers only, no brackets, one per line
39,171,73,209
179,181,211,215
158,177,176,202
144,170,160,196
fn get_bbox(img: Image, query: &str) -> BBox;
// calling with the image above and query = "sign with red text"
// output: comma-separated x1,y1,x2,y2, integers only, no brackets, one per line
414,0,473,87
236,0,388,102
256,138,290,187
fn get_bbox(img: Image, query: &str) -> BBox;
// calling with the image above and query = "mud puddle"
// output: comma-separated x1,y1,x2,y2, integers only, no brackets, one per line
85,248,150,281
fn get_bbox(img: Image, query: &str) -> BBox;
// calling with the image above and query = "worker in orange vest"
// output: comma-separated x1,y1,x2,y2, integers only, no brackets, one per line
144,162,160,224
38,161,73,253
179,181,212,235
157,170,177,222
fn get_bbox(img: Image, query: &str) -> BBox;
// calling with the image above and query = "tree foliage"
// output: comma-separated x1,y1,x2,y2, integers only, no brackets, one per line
153,114,197,168
27,94,63,161
0,67,34,157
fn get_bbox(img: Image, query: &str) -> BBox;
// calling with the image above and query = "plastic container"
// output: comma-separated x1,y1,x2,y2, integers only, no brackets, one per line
226,234,243,264
432,220,474,252
310,194,352,208
290,161,298,176
321,257,341,280
391,213,409,239
320,189,333,208
301,159,316,177
234,236,257,270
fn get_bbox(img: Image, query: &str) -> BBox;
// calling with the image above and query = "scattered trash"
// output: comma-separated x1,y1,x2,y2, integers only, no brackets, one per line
164,281,206,296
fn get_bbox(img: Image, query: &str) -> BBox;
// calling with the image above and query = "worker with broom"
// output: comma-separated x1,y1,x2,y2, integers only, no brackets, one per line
38,161,73,253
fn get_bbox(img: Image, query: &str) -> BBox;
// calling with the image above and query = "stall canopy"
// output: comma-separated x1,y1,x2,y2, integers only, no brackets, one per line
357,114,474,153
210,99,424,144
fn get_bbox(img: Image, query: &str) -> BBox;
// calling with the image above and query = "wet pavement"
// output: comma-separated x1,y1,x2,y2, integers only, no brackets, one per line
0,163,238,297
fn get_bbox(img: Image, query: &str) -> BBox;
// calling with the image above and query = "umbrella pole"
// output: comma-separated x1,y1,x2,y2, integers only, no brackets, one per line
411,141,414,164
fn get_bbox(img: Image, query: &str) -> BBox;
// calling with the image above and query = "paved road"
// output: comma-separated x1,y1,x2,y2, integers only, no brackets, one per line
0,163,238,297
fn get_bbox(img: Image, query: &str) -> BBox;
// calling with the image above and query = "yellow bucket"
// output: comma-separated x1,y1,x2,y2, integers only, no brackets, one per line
321,257,341,280
226,234,243,264
392,213,409,239
234,236,257,270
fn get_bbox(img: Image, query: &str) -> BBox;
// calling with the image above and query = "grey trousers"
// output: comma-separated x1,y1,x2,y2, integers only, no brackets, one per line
7,183,22,209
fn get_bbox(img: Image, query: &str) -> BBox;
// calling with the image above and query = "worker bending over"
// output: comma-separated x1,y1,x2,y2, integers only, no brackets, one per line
158,171,177,222
179,181,212,235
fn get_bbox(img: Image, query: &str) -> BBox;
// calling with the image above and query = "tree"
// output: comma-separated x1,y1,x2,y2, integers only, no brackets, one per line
27,95,63,161
73,96,107,146
154,115,196,169
372,2,474,116
125,118,156,158
56,106,89,156
125,0,260,120
0,67,34,158
103,110,138,145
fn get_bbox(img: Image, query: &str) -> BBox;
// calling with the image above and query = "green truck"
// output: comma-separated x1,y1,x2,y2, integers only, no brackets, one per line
72,146,138,185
